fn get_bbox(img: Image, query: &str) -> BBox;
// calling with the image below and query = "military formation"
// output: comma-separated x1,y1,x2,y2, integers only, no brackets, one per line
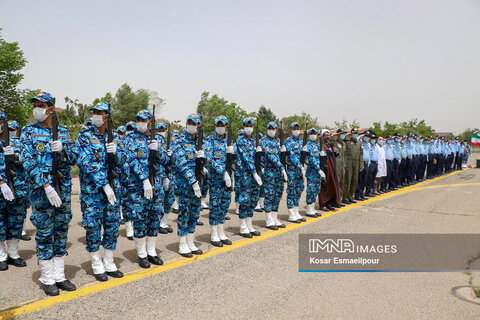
0,91,471,297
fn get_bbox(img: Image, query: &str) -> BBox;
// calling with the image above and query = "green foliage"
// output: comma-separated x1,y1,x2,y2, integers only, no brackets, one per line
368,119,435,137
0,28,31,125
458,128,480,142
111,84,149,126
280,112,321,131
196,91,254,138
334,118,361,131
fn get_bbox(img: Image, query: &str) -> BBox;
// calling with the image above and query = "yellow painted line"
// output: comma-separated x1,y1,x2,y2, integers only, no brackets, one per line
412,182,480,191
0,168,471,319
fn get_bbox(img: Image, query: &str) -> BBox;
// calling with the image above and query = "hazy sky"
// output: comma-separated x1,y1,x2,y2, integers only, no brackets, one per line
1,0,479,133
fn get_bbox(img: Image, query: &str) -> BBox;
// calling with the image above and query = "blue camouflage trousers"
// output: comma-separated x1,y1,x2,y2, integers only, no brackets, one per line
263,167,283,213
306,171,322,204
163,183,176,214
201,174,209,198
234,170,241,203
286,168,304,208
238,172,260,219
81,192,120,252
0,196,27,242
208,175,231,225
177,183,201,236
121,184,134,222
129,188,163,239
259,184,265,198
30,188,72,261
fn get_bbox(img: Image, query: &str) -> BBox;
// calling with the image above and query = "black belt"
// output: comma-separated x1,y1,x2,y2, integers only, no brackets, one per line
371,160,377,163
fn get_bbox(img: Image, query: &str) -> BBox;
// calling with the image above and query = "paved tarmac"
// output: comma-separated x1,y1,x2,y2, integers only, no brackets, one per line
1,155,479,319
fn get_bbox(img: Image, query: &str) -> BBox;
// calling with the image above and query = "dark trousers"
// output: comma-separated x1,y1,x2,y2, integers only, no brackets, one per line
391,159,399,188
355,162,368,198
381,160,393,191
365,161,378,195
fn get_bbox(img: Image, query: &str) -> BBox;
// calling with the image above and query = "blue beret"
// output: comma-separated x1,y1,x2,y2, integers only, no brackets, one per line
86,119,93,126
136,109,152,120
7,120,19,130
237,129,244,135
267,122,277,129
308,128,318,134
215,115,228,125
126,121,136,129
30,91,55,105
156,122,167,129
243,117,255,125
171,129,180,137
290,122,300,128
186,113,201,124
117,126,126,133
89,101,111,113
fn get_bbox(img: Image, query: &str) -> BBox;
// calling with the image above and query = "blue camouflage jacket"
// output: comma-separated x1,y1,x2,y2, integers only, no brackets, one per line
305,140,321,173
171,129,199,186
285,135,303,171
0,137,30,198
260,136,282,170
235,134,257,175
205,132,228,177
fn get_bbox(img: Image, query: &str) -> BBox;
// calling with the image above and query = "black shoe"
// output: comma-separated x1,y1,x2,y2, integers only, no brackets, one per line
179,252,193,258
148,255,163,265
94,273,108,282
159,227,169,234
349,200,357,204
43,284,59,296
276,223,286,228
306,213,317,218
0,261,8,271
7,257,26,267
127,236,133,241
342,200,349,204
210,240,223,247
106,270,124,278
221,239,232,245
225,216,231,221
299,217,306,222
254,207,263,212
250,231,261,236
197,221,204,226
240,232,252,238
266,225,278,230
354,197,362,201
138,257,150,269
56,280,76,291
172,208,179,214
20,234,31,241
120,219,125,225
289,218,302,223
166,226,173,233
191,249,203,255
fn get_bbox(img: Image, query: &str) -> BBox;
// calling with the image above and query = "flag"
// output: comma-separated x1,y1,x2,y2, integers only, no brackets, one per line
472,134,480,147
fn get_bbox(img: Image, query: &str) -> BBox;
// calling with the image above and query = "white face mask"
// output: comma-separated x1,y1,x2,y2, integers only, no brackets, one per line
158,132,166,138
136,122,148,133
91,114,104,127
309,134,317,141
215,127,226,135
292,130,300,137
33,107,49,122
378,140,384,146
9,131,16,138
244,127,254,136
267,129,276,138
186,125,197,134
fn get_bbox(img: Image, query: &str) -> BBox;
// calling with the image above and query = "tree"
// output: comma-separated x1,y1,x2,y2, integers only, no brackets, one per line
369,119,435,137
258,105,278,124
0,28,29,124
111,83,149,126
280,112,323,131
458,128,480,142
334,118,361,131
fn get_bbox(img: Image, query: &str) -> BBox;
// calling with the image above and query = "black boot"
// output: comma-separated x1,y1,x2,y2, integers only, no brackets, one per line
266,225,278,230
147,255,163,265
138,257,150,268
0,261,8,271
196,221,204,226
250,230,261,236
20,234,31,241
7,256,26,267
106,270,124,278
210,240,223,247
94,273,108,282
221,239,232,245
56,280,76,291
43,284,59,296
240,232,252,238
159,227,169,234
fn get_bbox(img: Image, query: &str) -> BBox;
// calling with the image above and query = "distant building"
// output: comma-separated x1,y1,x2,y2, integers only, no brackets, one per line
435,132,453,137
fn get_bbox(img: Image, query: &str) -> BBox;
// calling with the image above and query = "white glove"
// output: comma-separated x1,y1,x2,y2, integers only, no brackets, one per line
224,172,232,188
196,150,205,158
256,146,262,152
203,167,208,176
102,184,117,205
302,146,308,152
192,181,202,198
253,172,263,186
319,169,326,179
167,151,172,157
142,179,153,199
3,146,14,156
149,140,158,151
51,141,63,152
261,167,264,175
44,185,62,207
1,183,14,201
106,142,116,154
163,177,170,191
301,167,306,177
280,145,286,152
281,169,288,182
226,146,234,154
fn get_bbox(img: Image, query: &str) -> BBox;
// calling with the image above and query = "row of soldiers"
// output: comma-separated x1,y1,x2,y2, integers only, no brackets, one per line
0,91,466,297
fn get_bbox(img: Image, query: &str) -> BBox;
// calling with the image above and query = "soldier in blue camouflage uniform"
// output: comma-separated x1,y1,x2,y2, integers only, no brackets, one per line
21,92,77,296
235,118,263,238
255,132,266,213
122,122,136,240
169,129,180,214
172,114,205,257
205,115,234,247
76,102,124,281
156,122,174,234
304,128,326,217
0,114,28,271
285,122,306,223
260,122,288,230
124,110,169,268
